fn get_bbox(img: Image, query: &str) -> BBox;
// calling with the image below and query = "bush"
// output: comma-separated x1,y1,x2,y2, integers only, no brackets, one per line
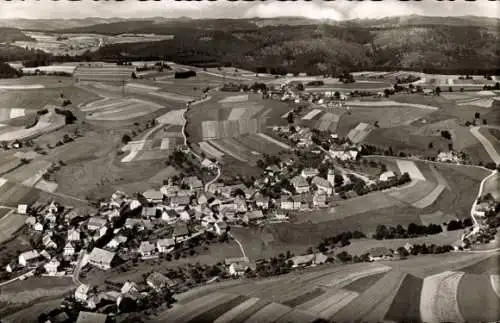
122,134,132,144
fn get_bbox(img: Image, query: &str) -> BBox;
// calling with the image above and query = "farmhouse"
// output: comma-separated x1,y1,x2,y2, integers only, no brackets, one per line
75,284,91,302
379,171,396,182
301,168,319,178
437,151,460,163
172,223,190,241
311,176,333,195
289,253,328,268
33,222,44,232
234,196,248,213
106,235,128,249
169,195,190,208
18,250,40,267
254,193,270,209
368,247,394,261
17,204,29,215
141,207,157,218
125,218,151,230
138,241,156,258
146,272,177,291
87,216,107,231
44,258,60,276
88,248,116,270
201,158,217,170
156,238,175,253
329,149,359,161
243,210,265,224
280,196,301,210
228,261,255,276
63,242,76,257
291,176,310,194
142,189,164,203
43,234,57,249
313,192,327,208
182,176,203,190
67,229,81,242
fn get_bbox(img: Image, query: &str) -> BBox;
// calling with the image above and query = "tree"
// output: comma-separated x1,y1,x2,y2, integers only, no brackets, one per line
435,87,441,96
122,134,132,144
474,112,480,119
440,130,452,140
428,142,433,149
483,119,487,125
296,83,304,91
287,112,294,124
397,247,409,258
131,72,137,79
460,88,464,92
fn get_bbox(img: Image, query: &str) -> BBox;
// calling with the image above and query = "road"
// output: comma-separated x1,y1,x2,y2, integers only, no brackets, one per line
228,232,248,261
470,126,500,165
72,250,85,285
0,269,35,287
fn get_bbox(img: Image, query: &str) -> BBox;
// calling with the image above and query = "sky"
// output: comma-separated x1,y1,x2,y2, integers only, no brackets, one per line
0,0,498,20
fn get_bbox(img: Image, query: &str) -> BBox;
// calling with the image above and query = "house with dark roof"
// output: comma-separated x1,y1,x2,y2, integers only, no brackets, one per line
146,272,177,291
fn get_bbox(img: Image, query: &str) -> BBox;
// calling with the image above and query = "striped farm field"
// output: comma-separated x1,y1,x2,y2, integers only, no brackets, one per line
149,91,194,103
388,180,437,204
256,132,291,150
332,270,407,323
420,271,464,323
244,302,293,323
201,119,261,140
198,141,225,158
213,297,260,323
0,210,24,244
302,109,323,120
228,107,247,121
82,97,163,121
385,274,423,322
347,100,438,111
329,191,403,219
297,288,359,319
232,133,289,155
219,94,249,103
346,122,375,143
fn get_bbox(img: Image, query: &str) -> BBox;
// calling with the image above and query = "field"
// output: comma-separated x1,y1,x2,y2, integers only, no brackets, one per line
0,209,25,244
201,119,262,141
346,122,375,143
199,133,289,164
81,97,163,121
74,66,135,82
149,250,500,323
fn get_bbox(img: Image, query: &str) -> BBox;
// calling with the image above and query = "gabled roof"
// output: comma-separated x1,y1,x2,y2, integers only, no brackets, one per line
311,176,331,188
76,311,107,323
291,176,308,188
138,241,155,253
172,223,189,236
143,189,164,200
88,247,115,265
369,247,393,257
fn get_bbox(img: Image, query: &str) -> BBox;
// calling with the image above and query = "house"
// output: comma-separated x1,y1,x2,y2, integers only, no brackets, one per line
220,208,237,223
124,218,151,230
228,262,255,276
121,281,139,294
33,222,44,232
160,184,179,197
169,195,190,208
368,247,394,261
138,241,156,257
404,243,414,253
142,189,164,203
156,238,175,253
67,229,81,242
379,171,396,182
172,223,190,241
88,248,116,270
289,253,327,268
44,258,60,275
87,216,107,231
197,192,208,205
280,196,301,210
76,311,108,323
437,151,459,163
18,250,40,267
17,204,29,215
291,176,310,194
234,196,248,213
42,234,57,249
301,168,319,178
25,216,36,226
44,212,57,224
214,221,228,235
129,199,142,210
254,193,270,209
106,235,128,249
178,210,191,221
146,272,177,291
92,226,108,241
330,149,359,161
243,210,264,224
75,284,92,303
103,209,120,221
265,165,281,176
40,249,51,261
182,176,203,190
141,207,157,218
207,182,224,194
311,176,333,195
161,209,178,223
63,242,76,257
201,158,217,170
313,192,327,208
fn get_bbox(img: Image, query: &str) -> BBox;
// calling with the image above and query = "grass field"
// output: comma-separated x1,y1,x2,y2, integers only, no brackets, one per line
457,273,500,322
0,108,65,141
385,274,423,322
0,210,25,244
156,109,186,125
82,97,163,121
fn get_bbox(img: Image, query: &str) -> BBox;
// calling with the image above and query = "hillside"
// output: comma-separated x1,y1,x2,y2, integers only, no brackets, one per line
87,17,500,75
0,27,33,43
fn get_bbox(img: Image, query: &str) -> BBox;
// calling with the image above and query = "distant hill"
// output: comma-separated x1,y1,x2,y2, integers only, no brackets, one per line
0,27,33,43
0,17,128,31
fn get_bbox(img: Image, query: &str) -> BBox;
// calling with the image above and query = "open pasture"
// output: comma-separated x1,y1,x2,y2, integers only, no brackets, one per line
82,97,163,121
219,94,249,103
0,85,100,111
343,105,433,129
208,137,260,164
0,209,24,244
457,273,500,322
156,109,186,125
0,108,65,141
396,160,426,180
149,90,194,103
3,160,52,187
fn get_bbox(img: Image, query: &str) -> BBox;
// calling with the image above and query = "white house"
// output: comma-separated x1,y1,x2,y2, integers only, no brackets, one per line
17,204,29,215
329,149,359,161
379,171,396,182
33,222,44,232
291,176,310,194
25,216,36,226
87,217,107,231
289,253,328,268
18,250,40,267
228,262,254,276
313,193,327,208
67,229,81,242
106,235,128,249
88,248,115,270
201,158,217,170
156,238,175,253
138,241,156,258
368,247,394,261
280,196,301,210
311,176,333,195
301,168,319,178
75,284,91,303
63,242,76,257
121,281,139,294
44,258,60,276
